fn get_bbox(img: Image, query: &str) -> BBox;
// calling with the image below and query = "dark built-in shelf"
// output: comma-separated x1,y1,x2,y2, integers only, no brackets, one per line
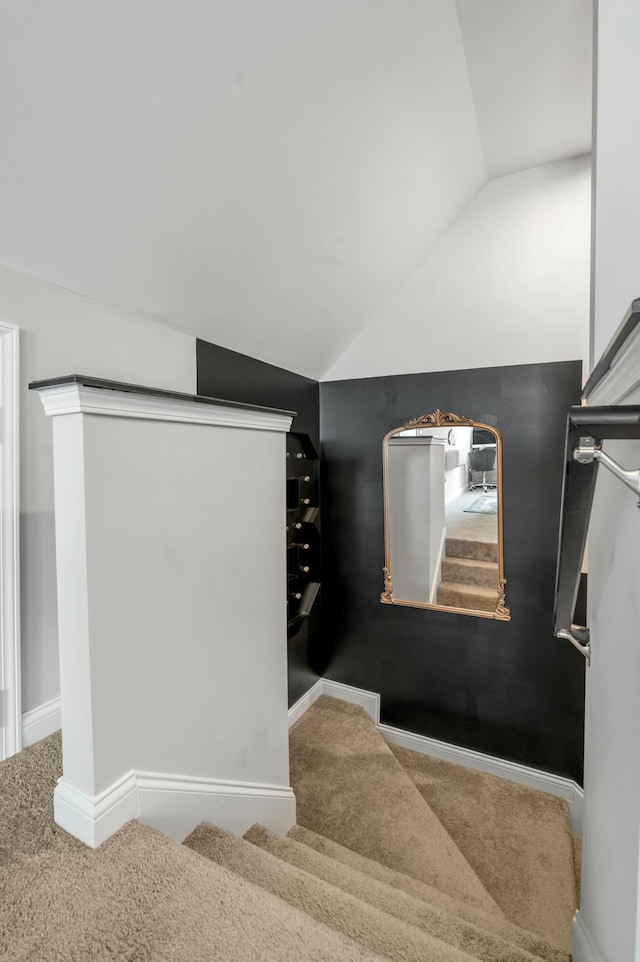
28,374,296,418
286,432,321,637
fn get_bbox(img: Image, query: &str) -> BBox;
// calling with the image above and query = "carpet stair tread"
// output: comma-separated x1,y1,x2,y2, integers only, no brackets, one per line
185,822,488,962
245,823,568,962
1,706,580,962
1,819,388,962
445,538,499,562
440,557,499,587
287,825,568,962
437,581,499,598
436,581,500,612
389,744,577,952
289,695,501,915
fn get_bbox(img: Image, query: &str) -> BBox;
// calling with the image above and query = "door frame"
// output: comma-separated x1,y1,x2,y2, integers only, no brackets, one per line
0,322,20,758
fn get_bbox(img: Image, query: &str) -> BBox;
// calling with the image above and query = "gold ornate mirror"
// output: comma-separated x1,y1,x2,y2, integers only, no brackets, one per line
381,410,510,620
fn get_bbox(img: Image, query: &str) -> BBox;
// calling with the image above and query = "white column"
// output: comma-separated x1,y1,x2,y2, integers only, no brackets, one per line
34,381,294,847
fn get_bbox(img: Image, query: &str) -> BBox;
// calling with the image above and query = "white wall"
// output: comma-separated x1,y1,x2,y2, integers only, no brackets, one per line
580,426,640,962
0,265,195,714
444,429,473,503
324,156,591,381
37,384,293,846
591,2,640,364
577,3,640,960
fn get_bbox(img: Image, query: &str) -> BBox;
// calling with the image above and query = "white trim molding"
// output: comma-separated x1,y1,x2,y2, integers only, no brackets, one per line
22,696,62,748
585,319,640,406
54,771,138,849
572,911,607,962
36,383,293,434
287,678,325,726
321,679,380,723
380,722,584,838
288,678,380,727
54,770,296,849
0,322,20,760
136,772,296,843
289,679,583,836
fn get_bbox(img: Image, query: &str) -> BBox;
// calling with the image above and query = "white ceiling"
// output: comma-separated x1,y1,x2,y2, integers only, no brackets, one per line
455,0,593,178
0,1,592,379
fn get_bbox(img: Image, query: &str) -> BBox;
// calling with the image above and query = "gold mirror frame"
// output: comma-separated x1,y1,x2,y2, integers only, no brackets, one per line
381,410,510,621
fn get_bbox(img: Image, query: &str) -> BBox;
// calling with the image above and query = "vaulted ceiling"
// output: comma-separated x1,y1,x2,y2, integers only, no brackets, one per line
0,1,592,378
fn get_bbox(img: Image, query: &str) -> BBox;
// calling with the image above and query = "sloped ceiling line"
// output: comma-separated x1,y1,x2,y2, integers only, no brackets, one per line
0,1,592,379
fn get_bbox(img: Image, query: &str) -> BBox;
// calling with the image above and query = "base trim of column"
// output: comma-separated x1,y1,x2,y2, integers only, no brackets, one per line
54,771,296,848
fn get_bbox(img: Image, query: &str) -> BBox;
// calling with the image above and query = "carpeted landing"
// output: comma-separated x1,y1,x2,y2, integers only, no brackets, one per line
0,694,579,961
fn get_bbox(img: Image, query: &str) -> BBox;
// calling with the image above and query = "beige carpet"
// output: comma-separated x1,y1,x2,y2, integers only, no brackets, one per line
389,744,577,951
0,731,83,864
289,696,501,916
1,820,387,962
245,824,568,962
0,697,579,962
0,734,386,961
287,825,568,962
185,823,480,962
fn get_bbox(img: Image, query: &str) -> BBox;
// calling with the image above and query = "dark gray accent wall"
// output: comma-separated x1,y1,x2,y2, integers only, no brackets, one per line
319,361,585,783
196,339,321,705
196,339,319,451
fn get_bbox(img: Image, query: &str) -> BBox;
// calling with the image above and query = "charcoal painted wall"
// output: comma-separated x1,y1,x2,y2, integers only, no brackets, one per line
320,361,585,782
196,339,320,451
196,339,321,704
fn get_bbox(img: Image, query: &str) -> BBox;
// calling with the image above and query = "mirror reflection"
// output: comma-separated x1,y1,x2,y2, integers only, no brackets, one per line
381,411,509,620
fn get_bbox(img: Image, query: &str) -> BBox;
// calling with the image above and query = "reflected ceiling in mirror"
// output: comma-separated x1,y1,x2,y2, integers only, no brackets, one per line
381,410,510,620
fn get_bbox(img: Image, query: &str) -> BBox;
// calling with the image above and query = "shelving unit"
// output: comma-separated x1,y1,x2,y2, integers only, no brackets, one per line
286,432,320,636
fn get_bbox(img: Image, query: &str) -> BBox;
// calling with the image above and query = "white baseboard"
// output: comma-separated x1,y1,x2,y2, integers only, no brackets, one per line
54,771,138,848
136,772,296,843
288,677,380,726
54,769,296,849
321,679,380,723
572,912,606,962
381,723,584,837
22,696,61,748
289,678,583,836
287,678,325,726
569,783,584,839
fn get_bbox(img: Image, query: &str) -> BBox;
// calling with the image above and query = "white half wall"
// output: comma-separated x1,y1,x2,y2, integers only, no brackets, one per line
35,382,293,847
324,156,591,381
0,265,196,718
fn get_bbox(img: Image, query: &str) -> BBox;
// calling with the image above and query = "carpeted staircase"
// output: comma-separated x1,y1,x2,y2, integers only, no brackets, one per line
437,538,501,612
0,694,579,961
